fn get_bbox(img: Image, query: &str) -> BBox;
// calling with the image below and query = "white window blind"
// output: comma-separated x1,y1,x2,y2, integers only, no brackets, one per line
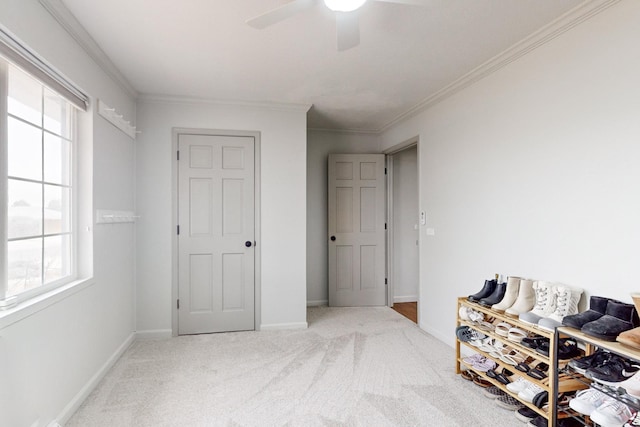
0,25,88,111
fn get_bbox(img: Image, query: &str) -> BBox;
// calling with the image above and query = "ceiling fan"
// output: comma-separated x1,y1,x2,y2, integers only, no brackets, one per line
246,0,423,51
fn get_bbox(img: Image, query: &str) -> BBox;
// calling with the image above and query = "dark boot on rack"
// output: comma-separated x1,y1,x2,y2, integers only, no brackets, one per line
479,281,507,308
617,292,640,350
562,295,611,329
468,279,497,302
582,300,639,341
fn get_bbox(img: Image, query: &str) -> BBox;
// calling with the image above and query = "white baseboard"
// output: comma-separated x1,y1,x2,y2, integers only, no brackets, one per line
393,295,418,303
307,300,328,307
56,332,135,425
136,329,172,339
418,322,455,349
260,322,308,330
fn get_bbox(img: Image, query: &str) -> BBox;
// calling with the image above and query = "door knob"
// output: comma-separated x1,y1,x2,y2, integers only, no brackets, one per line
245,241,253,247
330,236,336,241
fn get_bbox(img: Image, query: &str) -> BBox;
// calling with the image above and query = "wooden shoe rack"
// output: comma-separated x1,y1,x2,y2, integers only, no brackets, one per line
456,297,588,426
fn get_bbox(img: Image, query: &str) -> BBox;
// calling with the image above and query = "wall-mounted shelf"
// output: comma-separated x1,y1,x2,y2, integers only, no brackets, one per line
97,99,137,140
96,209,139,224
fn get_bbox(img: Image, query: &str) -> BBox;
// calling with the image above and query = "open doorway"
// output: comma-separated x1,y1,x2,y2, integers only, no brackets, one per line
386,142,419,323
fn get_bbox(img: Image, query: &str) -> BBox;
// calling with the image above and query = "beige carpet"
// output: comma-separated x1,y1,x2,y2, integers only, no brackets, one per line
67,307,518,426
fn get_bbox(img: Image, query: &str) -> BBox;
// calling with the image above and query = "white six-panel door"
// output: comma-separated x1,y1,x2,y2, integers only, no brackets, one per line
178,133,255,334
328,154,386,306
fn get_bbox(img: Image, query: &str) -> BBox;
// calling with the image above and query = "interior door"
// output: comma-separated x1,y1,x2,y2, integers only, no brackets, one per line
328,154,386,306
177,133,255,334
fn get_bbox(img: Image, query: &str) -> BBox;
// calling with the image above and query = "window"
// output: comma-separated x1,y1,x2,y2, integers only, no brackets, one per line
1,58,78,305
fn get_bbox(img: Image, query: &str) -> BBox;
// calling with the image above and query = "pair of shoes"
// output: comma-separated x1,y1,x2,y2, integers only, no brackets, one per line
494,394,523,410
468,278,497,302
492,276,535,317
521,335,547,350
569,388,634,425
459,306,484,323
472,376,492,388
515,406,538,423
460,369,477,381
586,354,640,385
519,281,583,329
483,385,505,399
533,337,579,360
464,354,496,373
564,296,639,341
517,381,545,403
456,326,486,343
568,349,611,375
491,276,536,316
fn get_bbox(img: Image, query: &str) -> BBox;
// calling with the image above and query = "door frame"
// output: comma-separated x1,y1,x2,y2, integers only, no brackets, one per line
171,128,261,336
383,136,419,314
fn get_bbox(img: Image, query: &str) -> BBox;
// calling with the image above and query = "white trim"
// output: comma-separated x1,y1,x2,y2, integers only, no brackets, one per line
55,332,135,425
260,322,308,330
419,323,454,349
306,299,328,307
379,0,621,133
139,94,312,113
307,126,380,135
394,295,418,303
136,329,172,340
0,277,95,330
38,0,138,98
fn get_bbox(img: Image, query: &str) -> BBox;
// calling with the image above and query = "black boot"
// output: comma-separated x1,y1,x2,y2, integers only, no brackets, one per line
562,296,611,329
468,279,497,302
479,282,507,307
581,300,639,341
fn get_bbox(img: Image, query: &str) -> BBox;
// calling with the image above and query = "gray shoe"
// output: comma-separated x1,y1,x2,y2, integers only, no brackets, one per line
495,394,524,411
482,385,506,399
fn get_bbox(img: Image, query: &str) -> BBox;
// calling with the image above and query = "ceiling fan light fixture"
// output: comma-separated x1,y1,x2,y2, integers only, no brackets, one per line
323,0,367,12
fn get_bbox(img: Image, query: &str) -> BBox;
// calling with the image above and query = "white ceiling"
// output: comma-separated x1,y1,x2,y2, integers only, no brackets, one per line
59,0,584,132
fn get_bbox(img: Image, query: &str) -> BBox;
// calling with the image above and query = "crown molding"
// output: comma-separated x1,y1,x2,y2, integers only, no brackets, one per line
378,0,621,134
307,126,380,135
138,93,312,113
39,0,138,99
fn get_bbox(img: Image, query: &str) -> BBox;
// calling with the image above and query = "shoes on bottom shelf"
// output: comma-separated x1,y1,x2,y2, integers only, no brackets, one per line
527,416,583,427
569,388,634,427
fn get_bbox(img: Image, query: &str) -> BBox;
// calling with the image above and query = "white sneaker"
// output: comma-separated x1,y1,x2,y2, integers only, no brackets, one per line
617,371,640,398
591,398,633,427
506,376,532,394
517,382,544,403
569,389,608,415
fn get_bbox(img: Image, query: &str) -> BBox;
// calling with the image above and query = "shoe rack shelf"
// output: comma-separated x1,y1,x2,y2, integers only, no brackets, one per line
456,297,589,426
555,326,640,423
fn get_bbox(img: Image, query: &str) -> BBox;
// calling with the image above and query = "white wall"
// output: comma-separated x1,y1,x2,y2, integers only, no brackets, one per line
391,146,419,302
380,0,640,345
0,1,137,426
306,130,381,305
135,99,308,332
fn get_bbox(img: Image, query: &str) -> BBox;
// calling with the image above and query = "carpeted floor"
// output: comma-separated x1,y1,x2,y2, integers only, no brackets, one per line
67,307,518,426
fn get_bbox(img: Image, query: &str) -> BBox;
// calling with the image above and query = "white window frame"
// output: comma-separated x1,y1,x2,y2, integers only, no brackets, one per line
0,27,91,318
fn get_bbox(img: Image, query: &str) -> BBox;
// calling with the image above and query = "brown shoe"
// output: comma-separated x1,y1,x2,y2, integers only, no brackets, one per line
617,327,640,350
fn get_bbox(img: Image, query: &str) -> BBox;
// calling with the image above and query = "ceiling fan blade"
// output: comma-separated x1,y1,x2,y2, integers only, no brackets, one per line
372,0,424,6
246,0,316,29
336,12,360,51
